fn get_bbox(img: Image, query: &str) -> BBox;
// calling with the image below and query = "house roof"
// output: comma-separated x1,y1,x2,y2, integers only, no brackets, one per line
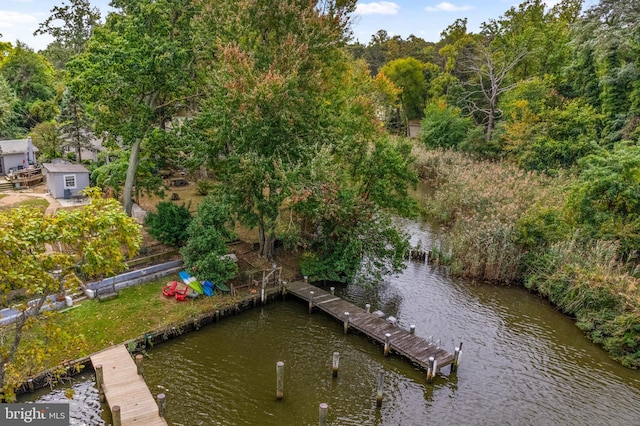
0,139,40,155
43,162,90,173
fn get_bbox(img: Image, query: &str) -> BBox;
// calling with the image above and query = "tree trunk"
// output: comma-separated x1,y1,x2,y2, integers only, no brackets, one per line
123,138,142,216
258,225,275,260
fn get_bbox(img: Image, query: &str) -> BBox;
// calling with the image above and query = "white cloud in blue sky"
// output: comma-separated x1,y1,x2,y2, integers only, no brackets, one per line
356,1,400,16
425,2,474,13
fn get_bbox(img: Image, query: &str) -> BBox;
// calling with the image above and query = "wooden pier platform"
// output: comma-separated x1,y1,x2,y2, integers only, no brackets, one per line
285,281,455,372
91,345,167,425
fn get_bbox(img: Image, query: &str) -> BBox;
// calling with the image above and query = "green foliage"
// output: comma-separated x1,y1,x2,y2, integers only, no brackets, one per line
144,201,192,247
419,100,475,149
195,180,215,196
568,143,640,254
297,184,408,284
181,195,237,285
525,238,640,368
0,74,17,137
380,57,427,120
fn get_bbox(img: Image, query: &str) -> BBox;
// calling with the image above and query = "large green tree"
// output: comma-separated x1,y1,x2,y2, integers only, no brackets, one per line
68,0,200,215
194,0,357,260
380,57,427,122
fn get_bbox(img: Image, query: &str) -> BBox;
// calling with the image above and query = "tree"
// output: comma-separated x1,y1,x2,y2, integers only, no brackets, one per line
195,0,357,260
0,74,17,137
144,201,192,247
57,88,93,162
0,42,57,135
420,100,475,149
0,187,141,401
380,57,427,122
181,196,237,285
30,121,64,161
35,0,101,68
68,0,200,215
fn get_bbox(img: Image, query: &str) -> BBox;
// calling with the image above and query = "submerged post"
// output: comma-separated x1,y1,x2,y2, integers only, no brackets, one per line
135,354,144,376
343,312,350,334
112,405,121,426
376,369,385,408
332,352,340,378
276,361,285,400
409,324,415,335
157,393,166,417
384,333,391,357
319,403,329,426
95,364,105,402
309,291,315,314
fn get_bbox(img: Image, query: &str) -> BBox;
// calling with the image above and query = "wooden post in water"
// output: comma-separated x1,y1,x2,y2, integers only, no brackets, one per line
309,291,315,314
95,364,105,402
276,361,285,400
330,286,335,295
451,342,463,373
343,312,350,334
332,352,340,378
376,369,385,408
135,354,144,376
365,303,371,314
409,324,415,335
426,356,436,383
304,276,308,283
384,333,391,356
215,310,220,322
261,288,266,305
157,393,167,417
112,405,122,426
319,403,329,426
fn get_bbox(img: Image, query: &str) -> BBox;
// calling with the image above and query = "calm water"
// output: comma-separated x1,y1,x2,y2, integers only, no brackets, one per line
20,219,640,425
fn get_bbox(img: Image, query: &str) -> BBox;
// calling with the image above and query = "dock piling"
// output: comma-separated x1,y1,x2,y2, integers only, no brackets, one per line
384,333,391,357
95,364,105,402
330,286,335,295
276,361,285,400
427,357,436,383
319,403,329,426
157,393,166,417
112,405,122,426
332,352,340,378
135,354,144,376
309,291,315,314
343,312,350,334
376,369,385,408
409,324,415,335
365,303,371,313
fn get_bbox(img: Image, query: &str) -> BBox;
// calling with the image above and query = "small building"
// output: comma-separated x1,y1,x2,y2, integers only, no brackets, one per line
42,161,90,199
0,138,38,175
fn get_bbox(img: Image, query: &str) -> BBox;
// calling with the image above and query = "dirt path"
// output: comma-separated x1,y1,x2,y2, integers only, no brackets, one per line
0,188,62,215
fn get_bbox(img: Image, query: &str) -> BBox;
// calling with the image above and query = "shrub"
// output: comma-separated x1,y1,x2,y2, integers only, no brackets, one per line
144,201,192,247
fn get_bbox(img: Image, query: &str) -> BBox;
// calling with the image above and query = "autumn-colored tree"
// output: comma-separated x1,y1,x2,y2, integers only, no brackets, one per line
0,187,141,401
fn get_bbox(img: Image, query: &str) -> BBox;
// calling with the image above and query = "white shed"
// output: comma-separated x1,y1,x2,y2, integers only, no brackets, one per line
0,138,38,175
42,161,91,199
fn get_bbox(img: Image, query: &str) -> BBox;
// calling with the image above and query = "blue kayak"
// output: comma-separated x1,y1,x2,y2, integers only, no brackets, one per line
202,280,215,297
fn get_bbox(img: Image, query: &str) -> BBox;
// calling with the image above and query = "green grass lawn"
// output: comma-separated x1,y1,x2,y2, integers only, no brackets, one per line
19,274,241,370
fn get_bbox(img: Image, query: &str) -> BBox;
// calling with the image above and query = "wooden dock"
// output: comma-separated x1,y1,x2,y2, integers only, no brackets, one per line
90,345,167,425
285,281,455,373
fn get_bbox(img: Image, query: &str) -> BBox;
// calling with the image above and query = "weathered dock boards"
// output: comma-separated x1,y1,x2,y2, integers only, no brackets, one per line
90,345,167,426
285,281,454,372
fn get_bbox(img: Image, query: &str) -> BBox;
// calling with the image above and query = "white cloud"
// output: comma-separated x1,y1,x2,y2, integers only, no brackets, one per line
0,11,37,29
425,2,473,12
356,1,400,15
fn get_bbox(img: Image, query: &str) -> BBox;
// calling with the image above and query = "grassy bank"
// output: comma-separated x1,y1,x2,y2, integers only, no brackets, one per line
412,146,640,368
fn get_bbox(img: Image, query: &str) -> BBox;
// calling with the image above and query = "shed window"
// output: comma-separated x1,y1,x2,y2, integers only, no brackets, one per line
63,174,77,189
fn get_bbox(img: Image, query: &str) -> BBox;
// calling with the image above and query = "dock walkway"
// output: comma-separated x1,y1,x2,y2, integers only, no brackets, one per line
285,281,455,372
90,345,167,425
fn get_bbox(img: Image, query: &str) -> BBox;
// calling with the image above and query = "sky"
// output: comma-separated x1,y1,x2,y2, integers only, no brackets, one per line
1,0,600,52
